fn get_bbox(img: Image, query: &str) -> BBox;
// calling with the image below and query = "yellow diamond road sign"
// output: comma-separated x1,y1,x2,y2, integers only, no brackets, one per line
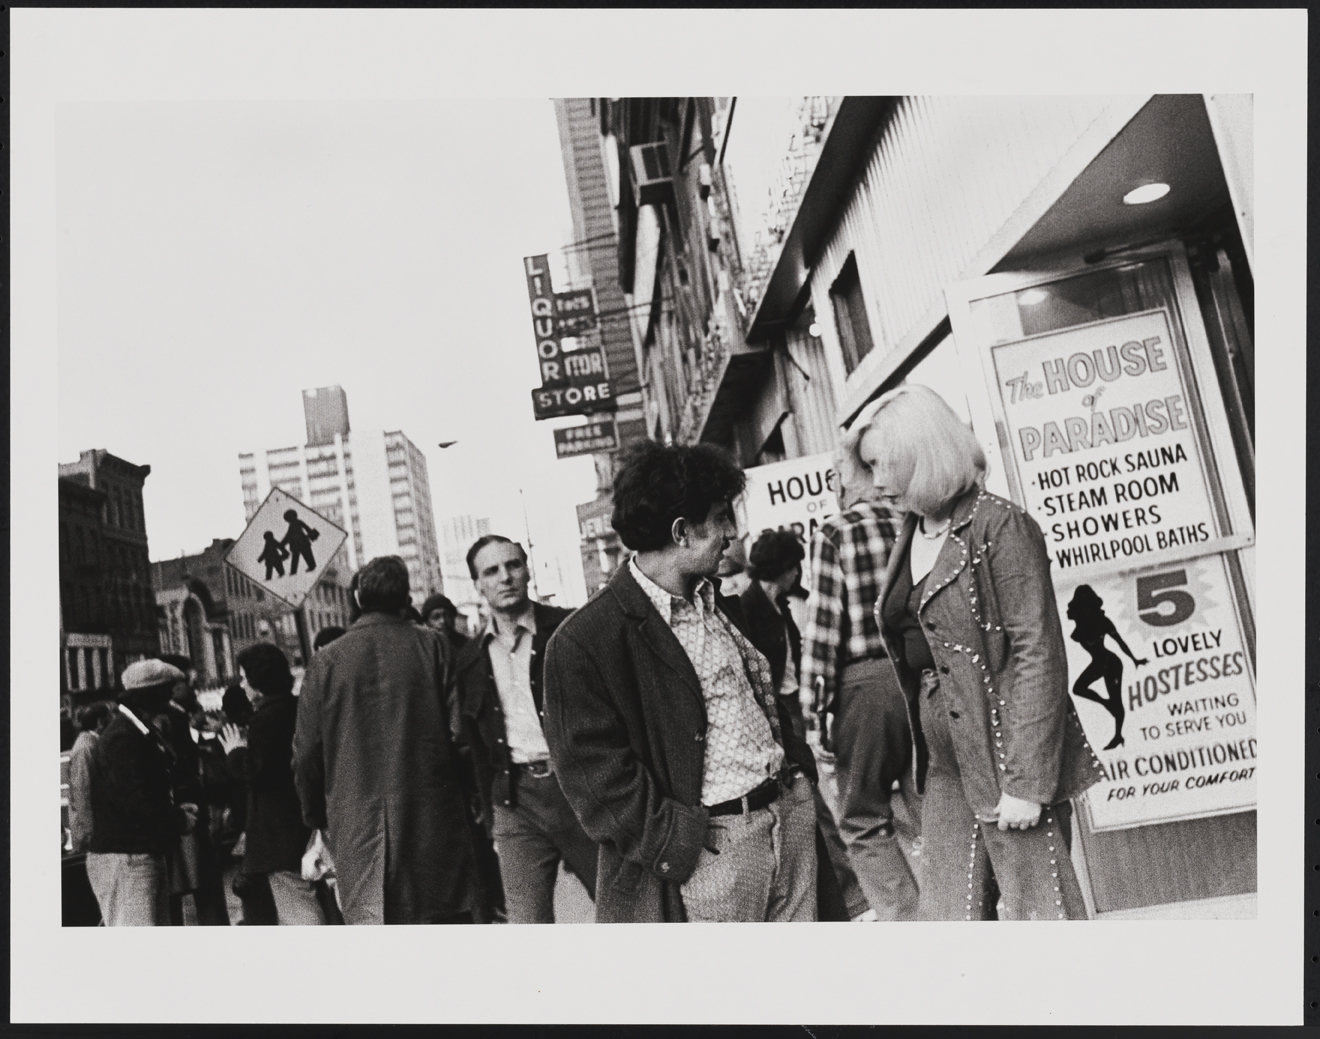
225,486,348,609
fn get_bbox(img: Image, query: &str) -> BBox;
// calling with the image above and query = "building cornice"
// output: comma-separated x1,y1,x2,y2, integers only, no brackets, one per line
745,96,897,343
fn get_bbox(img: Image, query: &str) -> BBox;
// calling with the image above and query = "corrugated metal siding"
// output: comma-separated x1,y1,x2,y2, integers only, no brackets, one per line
809,96,1122,395
782,326,839,457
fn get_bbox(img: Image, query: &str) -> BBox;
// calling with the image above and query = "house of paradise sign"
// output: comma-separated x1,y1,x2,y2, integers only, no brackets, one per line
983,308,1255,830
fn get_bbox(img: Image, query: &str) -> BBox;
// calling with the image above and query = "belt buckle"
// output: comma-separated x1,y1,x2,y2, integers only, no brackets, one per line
522,760,552,779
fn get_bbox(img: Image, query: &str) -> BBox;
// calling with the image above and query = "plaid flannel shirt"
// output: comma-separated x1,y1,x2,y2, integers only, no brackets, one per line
799,502,899,712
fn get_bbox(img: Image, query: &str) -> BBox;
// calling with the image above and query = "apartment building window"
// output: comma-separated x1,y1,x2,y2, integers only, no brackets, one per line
830,253,876,374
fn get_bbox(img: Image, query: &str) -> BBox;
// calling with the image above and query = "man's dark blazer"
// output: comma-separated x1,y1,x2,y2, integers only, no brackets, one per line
451,600,574,823
543,563,816,923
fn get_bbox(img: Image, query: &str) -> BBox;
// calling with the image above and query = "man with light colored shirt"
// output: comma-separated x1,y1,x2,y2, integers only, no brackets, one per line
450,535,597,923
544,440,820,923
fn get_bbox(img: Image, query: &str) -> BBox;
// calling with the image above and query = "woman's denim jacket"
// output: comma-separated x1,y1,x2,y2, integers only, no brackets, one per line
876,486,1103,819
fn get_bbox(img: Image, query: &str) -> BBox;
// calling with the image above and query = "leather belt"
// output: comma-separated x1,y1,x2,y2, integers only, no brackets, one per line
707,776,780,817
513,759,553,779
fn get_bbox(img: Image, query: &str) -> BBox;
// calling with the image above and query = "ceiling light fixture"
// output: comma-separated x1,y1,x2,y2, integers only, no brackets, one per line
1017,288,1049,306
807,322,822,338
1122,182,1170,205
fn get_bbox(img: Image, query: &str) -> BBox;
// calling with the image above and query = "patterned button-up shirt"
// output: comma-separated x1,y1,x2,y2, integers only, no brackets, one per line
629,560,784,805
799,502,899,709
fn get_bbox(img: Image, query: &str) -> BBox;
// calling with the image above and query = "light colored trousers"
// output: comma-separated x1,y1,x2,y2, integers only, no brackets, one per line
85,851,169,926
265,870,326,925
680,775,817,922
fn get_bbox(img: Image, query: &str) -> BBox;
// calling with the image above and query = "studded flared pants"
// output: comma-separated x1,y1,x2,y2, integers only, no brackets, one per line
916,671,1088,921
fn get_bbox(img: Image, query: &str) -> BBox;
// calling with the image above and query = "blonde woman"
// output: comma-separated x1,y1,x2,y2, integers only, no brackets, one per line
846,384,1102,920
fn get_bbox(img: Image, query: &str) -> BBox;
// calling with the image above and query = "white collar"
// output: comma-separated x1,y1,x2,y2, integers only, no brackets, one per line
486,603,536,641
117,703,152,737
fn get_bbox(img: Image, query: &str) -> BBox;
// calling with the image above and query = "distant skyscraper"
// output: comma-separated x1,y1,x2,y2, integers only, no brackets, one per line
239,388,444,600
439,513,492,627
303,385,351,447
554,97,648,597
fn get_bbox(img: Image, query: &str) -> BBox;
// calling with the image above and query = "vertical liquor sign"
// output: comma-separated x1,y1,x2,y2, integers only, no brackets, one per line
963,303,1256,831
525,254,562,381
525,255,614,420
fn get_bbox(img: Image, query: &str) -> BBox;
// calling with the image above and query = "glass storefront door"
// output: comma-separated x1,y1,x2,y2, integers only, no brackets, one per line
944,244,1256,916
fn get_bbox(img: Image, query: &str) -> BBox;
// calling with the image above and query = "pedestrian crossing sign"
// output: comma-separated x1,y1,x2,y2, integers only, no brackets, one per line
225,486,348,609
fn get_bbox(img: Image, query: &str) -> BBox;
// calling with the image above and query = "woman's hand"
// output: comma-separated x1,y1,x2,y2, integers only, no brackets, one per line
218,723,247,755
994,792,1042,831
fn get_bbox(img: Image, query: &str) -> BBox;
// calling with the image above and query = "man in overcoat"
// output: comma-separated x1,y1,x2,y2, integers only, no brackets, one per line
293,554,487,924
451,535,596,923
543,440,820,923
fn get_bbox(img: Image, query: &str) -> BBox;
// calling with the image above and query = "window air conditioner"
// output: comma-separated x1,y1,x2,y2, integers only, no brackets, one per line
630,142,675,208
698,162,712,200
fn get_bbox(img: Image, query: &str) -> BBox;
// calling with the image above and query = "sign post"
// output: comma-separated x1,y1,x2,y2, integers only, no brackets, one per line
224,487,349,665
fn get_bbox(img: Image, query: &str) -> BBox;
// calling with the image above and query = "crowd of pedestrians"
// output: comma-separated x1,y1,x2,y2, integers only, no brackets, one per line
69,386,1100,925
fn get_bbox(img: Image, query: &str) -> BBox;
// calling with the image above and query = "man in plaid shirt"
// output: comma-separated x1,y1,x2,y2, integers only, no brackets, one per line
800,446,921,920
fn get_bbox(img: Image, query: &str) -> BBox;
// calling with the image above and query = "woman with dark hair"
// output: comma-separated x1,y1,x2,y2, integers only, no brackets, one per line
218,643,324,924
855,385,1103,920
216,682,276,925
1066,585,1147,750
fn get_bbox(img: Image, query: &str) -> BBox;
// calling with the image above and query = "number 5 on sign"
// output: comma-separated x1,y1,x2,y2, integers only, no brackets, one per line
1136,570,1196,627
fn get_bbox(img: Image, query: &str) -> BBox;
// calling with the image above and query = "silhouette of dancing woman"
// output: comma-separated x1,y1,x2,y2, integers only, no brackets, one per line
258,530,288,580
280,509,319,575
1066,584,1147,750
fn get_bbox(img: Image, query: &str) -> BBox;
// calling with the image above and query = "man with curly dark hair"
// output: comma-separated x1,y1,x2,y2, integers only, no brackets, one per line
543,440,820,922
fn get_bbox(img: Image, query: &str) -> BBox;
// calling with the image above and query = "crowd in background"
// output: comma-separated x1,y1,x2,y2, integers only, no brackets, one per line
65,386,1099,925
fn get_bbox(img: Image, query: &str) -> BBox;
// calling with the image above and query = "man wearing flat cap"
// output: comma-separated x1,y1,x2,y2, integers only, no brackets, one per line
85,659,201,926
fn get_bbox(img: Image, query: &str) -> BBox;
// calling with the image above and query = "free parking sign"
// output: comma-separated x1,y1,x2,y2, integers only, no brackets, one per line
225,486,348,609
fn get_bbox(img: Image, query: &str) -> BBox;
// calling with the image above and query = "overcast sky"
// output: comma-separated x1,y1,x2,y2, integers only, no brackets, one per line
17,7,1305,1026
56,97,602,601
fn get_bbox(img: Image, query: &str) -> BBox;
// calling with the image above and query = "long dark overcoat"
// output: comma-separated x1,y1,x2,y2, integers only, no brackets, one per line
226,692,311,875
293,612,481,924
876,486,1104,818
543,564,816,923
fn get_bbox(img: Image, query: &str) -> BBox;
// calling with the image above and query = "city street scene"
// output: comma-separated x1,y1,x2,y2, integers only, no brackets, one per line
24,5,1306,1029
58,89,1260,931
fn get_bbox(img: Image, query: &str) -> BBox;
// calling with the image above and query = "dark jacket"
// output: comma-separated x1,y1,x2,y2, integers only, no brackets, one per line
293,612,482,924
226,693,311,875
158,700,203,806
88,710,180,855
451,601,573,822
738,580,802,694
543,564,816,923
877,486,1104,817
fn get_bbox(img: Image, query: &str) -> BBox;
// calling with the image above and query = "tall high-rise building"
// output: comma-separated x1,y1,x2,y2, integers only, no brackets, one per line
239,388,444,601
303,385,351,447
554,97,650,596
439,513,492,632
